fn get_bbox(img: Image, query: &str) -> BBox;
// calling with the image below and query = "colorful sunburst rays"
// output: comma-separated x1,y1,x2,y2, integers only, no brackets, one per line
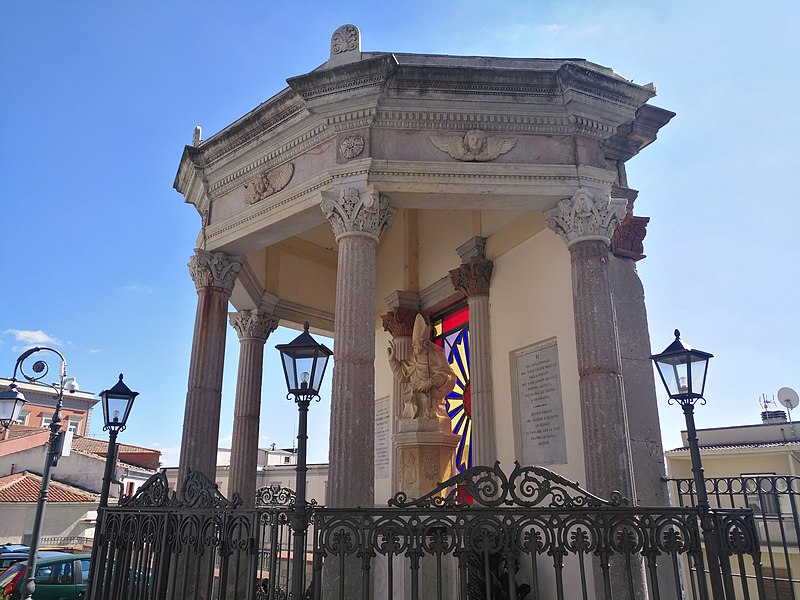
444,329,471,472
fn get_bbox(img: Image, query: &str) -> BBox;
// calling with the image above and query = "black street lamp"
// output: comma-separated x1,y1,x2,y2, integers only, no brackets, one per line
97,374,138,510
651,330,724,597
1,346,79,600
276,322,332,599
88,374,138,595
0,381,26,431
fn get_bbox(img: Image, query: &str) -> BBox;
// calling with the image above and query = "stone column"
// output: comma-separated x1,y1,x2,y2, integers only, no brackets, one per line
546,189,647,600
545,189,632,499
449,237,496,468
179,249,242,487
322,187,395,508
228,310,278,508
610,214,670,507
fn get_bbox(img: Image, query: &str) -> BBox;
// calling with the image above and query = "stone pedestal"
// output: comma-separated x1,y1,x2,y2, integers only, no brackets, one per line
390,418,459,600
396,417,459,500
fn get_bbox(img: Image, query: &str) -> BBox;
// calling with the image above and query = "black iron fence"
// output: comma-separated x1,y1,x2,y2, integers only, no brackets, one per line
89,463,763,600
673,474,800,599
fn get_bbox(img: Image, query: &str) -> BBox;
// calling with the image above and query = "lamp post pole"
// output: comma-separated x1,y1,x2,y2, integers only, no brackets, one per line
276,322,333,600
651,331,726,599
1,347,78,600
291,392,311,598
87,374,138,600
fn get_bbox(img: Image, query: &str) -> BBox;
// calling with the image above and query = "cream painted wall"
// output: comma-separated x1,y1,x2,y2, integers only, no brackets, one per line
416,209,474,292
0,503,96,545
488,228,584,484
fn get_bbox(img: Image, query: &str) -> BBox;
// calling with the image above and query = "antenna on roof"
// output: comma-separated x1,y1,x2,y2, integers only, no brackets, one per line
777,387,800,441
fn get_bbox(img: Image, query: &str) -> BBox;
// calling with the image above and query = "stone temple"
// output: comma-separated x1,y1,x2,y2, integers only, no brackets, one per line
173,24,675,512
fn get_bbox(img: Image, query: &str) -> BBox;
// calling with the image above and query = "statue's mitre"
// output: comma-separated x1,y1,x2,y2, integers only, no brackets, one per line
413,313,429,340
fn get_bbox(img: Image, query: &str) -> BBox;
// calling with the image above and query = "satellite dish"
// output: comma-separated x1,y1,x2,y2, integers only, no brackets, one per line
777,387,800,410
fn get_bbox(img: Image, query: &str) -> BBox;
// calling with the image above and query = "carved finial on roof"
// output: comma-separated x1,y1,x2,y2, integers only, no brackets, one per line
192,126,202,147
328,24,361,66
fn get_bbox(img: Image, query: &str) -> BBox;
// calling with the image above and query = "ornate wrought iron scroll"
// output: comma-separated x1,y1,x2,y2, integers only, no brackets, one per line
255,484,297,507
119,470,176,507
119,469,241,509
388,461,628,508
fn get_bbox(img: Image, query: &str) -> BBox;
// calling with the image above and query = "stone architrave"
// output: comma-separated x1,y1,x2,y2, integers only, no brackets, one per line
546,189,646,600
449,237,496,468
228,310,278,509
322,187,395,509
179,249,242,485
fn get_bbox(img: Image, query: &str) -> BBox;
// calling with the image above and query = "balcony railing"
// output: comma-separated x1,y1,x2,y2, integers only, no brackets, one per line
89,463,764,599
673,474,800,599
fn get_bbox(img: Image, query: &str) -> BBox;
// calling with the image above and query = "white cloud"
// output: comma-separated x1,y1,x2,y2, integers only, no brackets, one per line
123,284,154,294
4,329,62,347
545,24,564,33
88,348,102,354
150,442,181,468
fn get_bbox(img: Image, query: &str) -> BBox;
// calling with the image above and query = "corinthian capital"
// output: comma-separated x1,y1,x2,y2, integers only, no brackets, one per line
381,307,417,338
544,189,627,248
321,187,395,242
188,249,243,293
229,310,279,342
450,256,493,297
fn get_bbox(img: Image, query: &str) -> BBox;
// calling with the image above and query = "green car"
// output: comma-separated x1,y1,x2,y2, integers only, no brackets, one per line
0,553,91,600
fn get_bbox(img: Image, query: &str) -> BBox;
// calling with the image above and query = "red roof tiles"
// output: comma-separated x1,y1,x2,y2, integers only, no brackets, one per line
0,471,98,503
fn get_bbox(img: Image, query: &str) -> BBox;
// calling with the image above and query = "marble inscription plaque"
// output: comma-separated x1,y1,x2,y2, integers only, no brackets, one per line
512,339,567,466
375,396,391,479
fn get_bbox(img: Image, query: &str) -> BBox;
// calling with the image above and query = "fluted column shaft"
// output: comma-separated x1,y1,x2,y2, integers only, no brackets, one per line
329,233,377,507
179,249,242,485
465,294,494,466
569,239,634,498
322,187,395,508
229,310,277,508
450,247,495,468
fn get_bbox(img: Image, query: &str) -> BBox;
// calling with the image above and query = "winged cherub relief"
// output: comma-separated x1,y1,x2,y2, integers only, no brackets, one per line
245,162,294,204
429,129,517,162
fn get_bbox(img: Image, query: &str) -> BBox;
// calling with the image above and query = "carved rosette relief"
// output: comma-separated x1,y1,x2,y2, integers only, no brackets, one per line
339,135,365,159
429,129,517,162
188,249,242,293
245,163,294,204
229,310,279,342
611,213,650,261
321,187,395,242
330,24,360,55
450,256,493,297
544,189,627,247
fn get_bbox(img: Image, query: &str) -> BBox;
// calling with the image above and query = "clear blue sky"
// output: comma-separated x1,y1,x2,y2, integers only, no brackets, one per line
1,1,798,469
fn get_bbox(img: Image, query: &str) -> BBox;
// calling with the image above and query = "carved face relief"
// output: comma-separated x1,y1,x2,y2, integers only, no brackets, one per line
245,163,294,204
429,129,517,162
464,129,486,154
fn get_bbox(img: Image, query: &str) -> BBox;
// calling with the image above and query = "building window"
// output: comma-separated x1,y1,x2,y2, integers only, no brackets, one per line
743,473,781,516
13,411,29,426
431,303,471,472
284,456,291,464
40,416,79,434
